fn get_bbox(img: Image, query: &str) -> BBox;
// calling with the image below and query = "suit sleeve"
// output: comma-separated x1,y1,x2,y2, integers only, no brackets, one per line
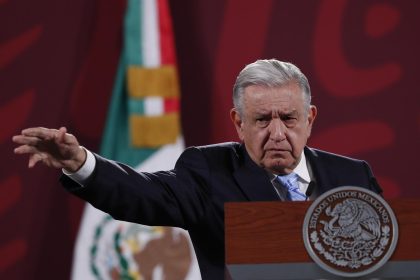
60,147,212,229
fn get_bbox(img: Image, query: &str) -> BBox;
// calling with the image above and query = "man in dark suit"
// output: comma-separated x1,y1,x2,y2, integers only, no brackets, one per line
13,59,382,279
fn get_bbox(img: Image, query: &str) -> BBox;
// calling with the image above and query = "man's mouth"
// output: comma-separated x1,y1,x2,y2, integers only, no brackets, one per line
265,149,290,157
266,148,289,153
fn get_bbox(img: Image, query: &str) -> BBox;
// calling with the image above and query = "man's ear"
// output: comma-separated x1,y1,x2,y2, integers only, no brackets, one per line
230,108,244,141
306,105,317,137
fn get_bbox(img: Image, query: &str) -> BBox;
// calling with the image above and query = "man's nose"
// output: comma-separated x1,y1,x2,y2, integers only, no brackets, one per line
269,118,286,141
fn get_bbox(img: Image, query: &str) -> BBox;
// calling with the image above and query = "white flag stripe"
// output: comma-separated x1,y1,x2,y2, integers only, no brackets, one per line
133,138,201,279
144,96,164,116
134,136,184,171
71,138,201,280
142,0,161,67
71,204,106,280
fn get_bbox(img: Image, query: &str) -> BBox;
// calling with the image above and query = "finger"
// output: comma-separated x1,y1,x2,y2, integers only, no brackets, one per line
12,135,42,146
28,153,44,168
57,127,79,146
22,127,57,140
59,126,67,134
14,145,40,155
55,127,67,144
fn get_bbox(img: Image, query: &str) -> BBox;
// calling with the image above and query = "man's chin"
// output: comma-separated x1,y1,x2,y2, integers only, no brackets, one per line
264,159,295,175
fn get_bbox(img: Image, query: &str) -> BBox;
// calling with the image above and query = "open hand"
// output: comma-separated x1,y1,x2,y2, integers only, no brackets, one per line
12,127,86,172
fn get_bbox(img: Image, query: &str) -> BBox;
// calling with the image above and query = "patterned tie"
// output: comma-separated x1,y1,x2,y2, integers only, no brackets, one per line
276,172,306,201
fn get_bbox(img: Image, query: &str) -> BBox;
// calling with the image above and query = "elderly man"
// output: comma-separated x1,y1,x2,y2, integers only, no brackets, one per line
13,59,382,279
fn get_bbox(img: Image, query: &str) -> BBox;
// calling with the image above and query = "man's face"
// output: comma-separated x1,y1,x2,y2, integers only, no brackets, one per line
231,83,317,175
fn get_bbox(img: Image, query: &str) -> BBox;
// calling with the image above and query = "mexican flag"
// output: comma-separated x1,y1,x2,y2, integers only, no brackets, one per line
71,0,200,279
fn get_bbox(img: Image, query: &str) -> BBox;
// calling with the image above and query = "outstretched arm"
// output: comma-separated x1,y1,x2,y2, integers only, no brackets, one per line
12,127,86,172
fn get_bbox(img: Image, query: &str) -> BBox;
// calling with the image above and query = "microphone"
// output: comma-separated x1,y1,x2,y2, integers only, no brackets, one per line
370,177,383,195
305,181,316,201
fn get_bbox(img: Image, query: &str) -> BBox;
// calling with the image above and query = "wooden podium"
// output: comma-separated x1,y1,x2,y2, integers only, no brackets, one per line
225,199,420,279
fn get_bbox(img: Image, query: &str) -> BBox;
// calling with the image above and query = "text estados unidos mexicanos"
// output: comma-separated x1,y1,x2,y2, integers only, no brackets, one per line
309,191,389,229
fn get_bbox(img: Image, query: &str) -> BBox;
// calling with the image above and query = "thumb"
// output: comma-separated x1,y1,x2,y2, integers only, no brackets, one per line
56,126,67,143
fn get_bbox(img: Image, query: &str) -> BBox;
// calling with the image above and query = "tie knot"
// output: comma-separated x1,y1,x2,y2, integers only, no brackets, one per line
277,172,299,189
276,172,306,201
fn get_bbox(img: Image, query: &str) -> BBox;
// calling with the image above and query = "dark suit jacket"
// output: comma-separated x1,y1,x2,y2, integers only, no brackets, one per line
61,142,382,280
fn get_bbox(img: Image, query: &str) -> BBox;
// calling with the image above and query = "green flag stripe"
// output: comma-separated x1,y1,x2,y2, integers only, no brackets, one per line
124,0,143,66
128,98,145,115
99,50,127,159
100,50,156,167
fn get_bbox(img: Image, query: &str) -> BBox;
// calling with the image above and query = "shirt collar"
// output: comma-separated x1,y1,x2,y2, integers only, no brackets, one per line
294,151,311,183
268,151,311,183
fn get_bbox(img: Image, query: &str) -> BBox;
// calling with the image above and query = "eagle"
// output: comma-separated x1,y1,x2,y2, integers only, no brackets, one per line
322,198,381,242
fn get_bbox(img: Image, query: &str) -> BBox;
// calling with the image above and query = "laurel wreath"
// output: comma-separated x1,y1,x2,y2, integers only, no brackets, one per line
90,215,161,280
90,215,136,280
90,214,113,279
310,225,390,269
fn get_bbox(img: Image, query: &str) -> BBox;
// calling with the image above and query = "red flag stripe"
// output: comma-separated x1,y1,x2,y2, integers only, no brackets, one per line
157,0,176,65
164,98,179,113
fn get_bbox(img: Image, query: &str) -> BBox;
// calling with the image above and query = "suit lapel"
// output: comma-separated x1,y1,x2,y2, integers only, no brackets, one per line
233,145,280,201
304,147,335,195
232,145,338,200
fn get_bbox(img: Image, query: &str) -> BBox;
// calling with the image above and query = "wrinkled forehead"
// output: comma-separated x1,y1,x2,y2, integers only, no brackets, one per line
243,83,306,102
241,84,307,114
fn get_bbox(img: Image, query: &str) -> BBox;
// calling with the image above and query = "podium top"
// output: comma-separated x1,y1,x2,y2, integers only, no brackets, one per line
225,199,420,264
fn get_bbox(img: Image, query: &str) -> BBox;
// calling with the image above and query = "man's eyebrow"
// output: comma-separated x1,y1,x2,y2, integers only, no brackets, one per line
253,109,299,117
281,109,298,116
253,109,271,116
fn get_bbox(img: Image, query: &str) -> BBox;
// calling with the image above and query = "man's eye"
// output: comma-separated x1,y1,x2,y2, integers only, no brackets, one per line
282,116,297,125
283,116,295,121
256,119,270,127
